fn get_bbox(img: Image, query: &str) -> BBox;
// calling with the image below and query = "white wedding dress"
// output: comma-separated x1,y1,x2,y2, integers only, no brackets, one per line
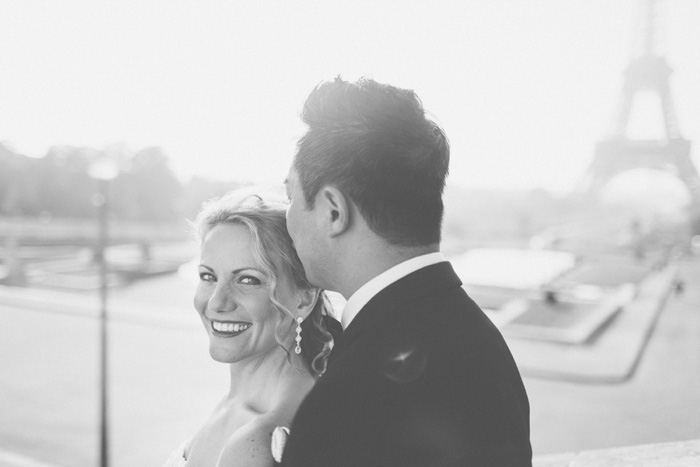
162,440,189,467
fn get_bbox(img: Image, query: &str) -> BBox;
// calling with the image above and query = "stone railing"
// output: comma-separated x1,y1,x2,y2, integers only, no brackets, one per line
534,438,700,466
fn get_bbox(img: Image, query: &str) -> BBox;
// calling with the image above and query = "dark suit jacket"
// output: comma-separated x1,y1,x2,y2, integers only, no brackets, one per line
281,262,532,466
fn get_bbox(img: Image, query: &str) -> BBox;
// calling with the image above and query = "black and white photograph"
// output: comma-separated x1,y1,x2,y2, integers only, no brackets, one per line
1,1,699,466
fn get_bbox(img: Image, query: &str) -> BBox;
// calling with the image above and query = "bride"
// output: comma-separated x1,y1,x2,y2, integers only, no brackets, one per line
164,190,339,466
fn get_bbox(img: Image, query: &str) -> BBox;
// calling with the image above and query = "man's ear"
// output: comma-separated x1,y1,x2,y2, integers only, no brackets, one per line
295,288,319,320
316,185,351,237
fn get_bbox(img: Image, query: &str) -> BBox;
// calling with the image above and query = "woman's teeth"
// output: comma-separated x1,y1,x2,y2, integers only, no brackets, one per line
212,321,251,333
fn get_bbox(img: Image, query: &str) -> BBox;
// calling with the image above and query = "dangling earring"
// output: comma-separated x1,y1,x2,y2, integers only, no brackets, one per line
294,317,303,354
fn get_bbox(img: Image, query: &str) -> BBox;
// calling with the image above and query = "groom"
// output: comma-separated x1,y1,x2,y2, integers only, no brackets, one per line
283,77,532,466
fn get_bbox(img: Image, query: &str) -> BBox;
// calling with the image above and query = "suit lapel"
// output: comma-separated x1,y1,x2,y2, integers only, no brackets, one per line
329,261,462,364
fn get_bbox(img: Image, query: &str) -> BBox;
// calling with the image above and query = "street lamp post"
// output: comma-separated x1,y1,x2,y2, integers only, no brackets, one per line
89,157,119,467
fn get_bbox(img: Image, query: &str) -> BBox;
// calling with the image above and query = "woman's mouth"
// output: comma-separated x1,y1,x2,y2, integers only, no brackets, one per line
210,320,252,337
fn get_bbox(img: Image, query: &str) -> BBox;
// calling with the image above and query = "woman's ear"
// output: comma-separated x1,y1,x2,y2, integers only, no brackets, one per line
295,288,319,320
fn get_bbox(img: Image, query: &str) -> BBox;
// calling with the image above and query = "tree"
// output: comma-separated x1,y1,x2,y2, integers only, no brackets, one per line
0,143,40,216
113,146,183,222
35,146,95,217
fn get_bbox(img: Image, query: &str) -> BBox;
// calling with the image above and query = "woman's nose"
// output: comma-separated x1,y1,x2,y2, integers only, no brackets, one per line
208,282,237,313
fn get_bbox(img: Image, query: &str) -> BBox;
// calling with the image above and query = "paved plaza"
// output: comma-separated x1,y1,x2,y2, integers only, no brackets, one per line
0,257,699,466
526,257,700,455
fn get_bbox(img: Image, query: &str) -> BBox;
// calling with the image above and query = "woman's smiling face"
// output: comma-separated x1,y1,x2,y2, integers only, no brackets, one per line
194,222,293,364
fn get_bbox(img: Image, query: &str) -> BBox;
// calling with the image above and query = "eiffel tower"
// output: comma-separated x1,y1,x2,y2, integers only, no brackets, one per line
578,0,700,234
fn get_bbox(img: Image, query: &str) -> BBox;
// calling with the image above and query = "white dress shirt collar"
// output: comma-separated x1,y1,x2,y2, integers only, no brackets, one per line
340,252,446,329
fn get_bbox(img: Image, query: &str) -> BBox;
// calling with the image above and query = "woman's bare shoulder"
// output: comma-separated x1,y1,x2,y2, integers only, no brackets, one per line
216,413,289,467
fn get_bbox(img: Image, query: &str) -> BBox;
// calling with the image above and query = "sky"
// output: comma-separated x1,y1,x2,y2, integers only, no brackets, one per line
1,0,699,194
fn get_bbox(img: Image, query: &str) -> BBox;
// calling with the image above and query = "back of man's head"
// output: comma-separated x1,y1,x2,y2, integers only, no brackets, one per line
293,77,450,246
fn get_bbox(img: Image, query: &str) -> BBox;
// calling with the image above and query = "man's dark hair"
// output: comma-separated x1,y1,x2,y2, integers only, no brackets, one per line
293,77,450,246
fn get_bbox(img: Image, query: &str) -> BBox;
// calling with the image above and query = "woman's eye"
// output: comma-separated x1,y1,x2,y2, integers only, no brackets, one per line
199,272,216,282
239,275,262,286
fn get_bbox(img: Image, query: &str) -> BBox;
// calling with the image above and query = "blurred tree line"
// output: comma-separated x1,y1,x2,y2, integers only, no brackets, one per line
0,142,242,223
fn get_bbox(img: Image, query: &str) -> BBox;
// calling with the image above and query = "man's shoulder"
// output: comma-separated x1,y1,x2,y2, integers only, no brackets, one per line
351,283,524,390
387,280,490,337
338,289,507,372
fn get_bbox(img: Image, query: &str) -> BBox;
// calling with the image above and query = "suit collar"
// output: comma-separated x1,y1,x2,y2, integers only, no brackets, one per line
329,261,461,363
341,252,446,329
